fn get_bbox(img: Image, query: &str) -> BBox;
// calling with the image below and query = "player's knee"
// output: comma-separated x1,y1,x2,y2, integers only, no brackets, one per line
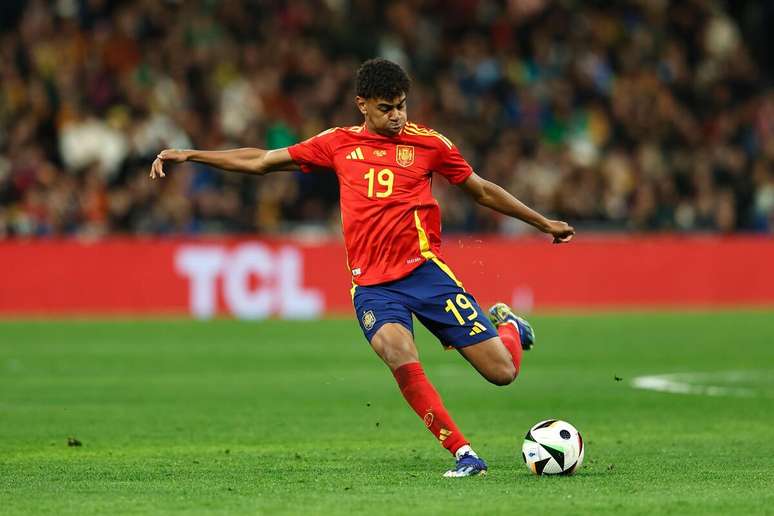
384,346,418,369
487,362,518,386
371,324,418,369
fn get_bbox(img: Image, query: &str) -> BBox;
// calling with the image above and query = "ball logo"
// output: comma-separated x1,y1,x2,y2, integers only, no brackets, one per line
362,310,376,330
395,145,415,167
423,411,434,428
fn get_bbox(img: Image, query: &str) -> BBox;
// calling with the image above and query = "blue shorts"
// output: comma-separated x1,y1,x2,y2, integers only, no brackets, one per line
352,259,498,349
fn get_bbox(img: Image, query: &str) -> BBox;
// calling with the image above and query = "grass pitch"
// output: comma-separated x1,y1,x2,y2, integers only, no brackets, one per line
1,311,773,515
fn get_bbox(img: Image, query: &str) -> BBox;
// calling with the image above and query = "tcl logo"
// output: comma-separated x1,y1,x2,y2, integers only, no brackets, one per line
175,244,323,319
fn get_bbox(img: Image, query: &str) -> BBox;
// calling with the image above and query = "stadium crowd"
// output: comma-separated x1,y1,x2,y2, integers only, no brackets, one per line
0,0,772,239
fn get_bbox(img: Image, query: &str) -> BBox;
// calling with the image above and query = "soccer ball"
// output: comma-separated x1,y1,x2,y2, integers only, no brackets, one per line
522,419,584,475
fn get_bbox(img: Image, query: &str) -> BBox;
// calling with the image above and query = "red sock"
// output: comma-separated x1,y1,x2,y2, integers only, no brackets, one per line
498,323,523,375
392,362,468,456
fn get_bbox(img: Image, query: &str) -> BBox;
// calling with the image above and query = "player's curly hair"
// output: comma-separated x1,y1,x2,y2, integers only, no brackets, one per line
355,58,411,100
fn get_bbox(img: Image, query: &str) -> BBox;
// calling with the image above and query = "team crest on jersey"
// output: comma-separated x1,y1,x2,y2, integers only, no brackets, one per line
395,145,415,167
362,310,376,331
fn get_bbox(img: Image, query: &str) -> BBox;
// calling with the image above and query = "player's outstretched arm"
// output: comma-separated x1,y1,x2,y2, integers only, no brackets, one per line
459,172,575,243
149,148,296,179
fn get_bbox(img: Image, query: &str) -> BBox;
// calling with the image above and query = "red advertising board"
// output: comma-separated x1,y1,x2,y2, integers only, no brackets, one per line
0,236,772,317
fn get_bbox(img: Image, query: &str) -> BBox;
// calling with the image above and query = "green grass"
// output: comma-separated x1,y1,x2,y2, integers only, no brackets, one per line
1,312,773,515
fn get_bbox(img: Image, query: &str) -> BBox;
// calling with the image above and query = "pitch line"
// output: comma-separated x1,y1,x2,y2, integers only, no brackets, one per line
630,371,772,398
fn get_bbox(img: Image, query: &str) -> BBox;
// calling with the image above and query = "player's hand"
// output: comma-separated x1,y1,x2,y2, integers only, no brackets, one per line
150,149,188,179
545,220,575,244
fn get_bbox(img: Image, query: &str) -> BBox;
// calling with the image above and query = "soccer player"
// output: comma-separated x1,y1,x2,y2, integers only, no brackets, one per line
150,58,574,477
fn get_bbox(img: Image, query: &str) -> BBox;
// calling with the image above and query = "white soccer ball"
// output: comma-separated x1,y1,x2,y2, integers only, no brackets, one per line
522,419,585,475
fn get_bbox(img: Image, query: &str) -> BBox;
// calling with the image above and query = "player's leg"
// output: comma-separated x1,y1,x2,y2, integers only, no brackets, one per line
371,324,487,477
458,302,537,384
369,324,481,466
456,335,517,386
354,284,486,477
409,260,528,386
369,322,418,369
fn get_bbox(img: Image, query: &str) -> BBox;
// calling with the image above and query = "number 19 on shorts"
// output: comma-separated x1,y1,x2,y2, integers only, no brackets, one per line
445,294,489,336
444,294,477,324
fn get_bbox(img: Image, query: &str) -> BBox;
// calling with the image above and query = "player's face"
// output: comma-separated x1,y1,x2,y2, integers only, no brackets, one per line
357,94,407,136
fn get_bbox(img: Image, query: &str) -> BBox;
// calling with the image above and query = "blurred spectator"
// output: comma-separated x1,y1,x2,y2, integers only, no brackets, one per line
0,0,771,239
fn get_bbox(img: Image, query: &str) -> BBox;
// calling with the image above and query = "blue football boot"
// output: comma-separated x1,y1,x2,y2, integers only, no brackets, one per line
488,302,535,350
443,452,488,478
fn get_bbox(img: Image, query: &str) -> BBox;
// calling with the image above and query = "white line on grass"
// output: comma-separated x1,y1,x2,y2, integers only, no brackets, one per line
631,371,773,398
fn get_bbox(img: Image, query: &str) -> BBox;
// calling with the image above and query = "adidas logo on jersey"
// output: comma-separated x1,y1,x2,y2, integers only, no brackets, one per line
345,147,365,160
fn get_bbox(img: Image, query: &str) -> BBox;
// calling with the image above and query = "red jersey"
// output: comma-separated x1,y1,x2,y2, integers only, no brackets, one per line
287,122,473,286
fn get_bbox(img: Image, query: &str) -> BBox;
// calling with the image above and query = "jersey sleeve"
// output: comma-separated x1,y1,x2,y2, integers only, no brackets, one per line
434,142,474,185
287,128,337,173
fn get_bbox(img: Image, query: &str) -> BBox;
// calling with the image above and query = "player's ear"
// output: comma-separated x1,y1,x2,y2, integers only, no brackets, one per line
355,96,368,115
